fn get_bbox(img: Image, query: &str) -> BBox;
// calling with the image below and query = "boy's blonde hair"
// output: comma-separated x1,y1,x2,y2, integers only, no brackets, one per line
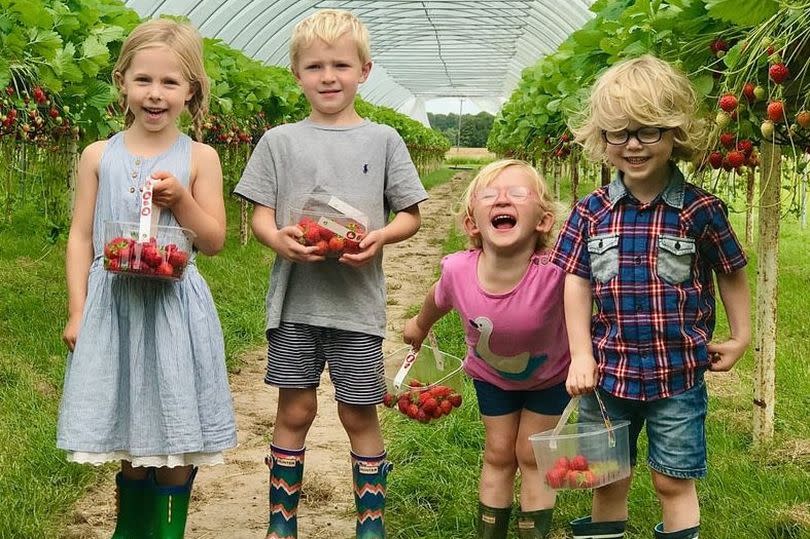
290,9,371,71
571,55,707,162
113,18,210,141
459,159,559,251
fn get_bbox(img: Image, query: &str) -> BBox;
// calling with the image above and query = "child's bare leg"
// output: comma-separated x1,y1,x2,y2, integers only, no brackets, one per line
515,410,559,510
273,387,318,448
337,402,383,455
592,473,632,521
480,412,520,507
651,471,699,530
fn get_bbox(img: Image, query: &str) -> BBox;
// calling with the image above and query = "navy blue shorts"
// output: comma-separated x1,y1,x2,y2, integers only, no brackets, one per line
473,379,570,416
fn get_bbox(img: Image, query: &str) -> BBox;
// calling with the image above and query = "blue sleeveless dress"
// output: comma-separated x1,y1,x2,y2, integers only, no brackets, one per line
56,132,237,467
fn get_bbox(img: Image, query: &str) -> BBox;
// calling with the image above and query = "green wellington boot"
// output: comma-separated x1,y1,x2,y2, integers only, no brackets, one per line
477,502,512,539
653,522,700,539
517,508,553,538
266,445,305,539
151,467,197,539
111,471,154,539
570,515,627,539
352,451,393,539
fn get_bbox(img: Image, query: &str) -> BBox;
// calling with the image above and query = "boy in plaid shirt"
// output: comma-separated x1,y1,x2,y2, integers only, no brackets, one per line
551,55,751,539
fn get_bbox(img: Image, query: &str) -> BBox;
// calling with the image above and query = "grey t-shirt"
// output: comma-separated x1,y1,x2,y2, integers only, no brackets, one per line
234,118,429,337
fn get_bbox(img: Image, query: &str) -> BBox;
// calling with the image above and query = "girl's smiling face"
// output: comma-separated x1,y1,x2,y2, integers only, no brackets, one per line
118,46,194,134
465,166,553,255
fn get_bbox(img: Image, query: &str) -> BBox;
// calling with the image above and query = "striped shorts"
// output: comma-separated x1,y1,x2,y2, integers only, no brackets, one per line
266,322,386,406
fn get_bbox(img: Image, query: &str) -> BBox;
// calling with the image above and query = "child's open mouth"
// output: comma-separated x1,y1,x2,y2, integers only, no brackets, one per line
491,214,516,230
625,156,649,165
144,107,167,119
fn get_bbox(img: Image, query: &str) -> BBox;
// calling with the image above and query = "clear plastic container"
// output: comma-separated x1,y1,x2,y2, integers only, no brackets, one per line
103,221,194,281
289,194,368,257
529,420,631,490
381,345,464,423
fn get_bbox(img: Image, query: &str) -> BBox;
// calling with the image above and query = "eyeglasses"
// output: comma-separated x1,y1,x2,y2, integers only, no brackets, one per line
602,127,670,145
475,186,533,204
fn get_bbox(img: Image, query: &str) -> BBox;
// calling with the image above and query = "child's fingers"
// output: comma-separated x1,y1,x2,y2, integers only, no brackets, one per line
150,170,173,181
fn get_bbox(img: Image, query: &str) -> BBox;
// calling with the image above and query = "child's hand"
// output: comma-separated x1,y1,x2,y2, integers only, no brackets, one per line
272,225,325,263
707,338,748,372
62,315,81,351
339,229,385,267
403,316,429,350
566,354,598,396
150,171,188,208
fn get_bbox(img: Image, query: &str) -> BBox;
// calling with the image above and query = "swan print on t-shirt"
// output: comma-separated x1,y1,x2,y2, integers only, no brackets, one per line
469,316,548,381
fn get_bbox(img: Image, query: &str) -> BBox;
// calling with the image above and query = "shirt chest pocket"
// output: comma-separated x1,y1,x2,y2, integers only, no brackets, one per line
657,234,696,284
587,233,620,283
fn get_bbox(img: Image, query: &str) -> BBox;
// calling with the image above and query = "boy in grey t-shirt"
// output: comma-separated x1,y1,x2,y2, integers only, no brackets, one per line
233,9,427,539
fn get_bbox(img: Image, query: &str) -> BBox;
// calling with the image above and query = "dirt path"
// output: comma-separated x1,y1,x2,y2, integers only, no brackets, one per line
63,170,470,539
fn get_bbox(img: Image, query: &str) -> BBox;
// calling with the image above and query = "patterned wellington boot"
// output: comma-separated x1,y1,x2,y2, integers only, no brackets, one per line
517,508,553,538
477,502,512,539
653,522,700,538
352,450,393,539
570,516,627,539
151,466,197,539
111,471,154,539
266,445,305,539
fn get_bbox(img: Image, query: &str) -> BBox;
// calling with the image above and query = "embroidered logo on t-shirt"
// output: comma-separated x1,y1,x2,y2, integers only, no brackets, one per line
363,163,369,174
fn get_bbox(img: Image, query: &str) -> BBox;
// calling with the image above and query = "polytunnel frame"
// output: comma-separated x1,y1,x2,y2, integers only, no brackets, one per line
125,0,596,120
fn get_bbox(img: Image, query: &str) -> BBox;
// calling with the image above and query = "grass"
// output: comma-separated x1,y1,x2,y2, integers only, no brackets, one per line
384,175,810,539
0,166,458,538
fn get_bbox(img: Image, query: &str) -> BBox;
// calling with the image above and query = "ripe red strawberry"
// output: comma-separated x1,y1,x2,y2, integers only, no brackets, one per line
313,239,328,256
409,379,423,388
797,111,810,129
708,151,723,170
448,393,462,407
32,86,46,104
570,455,589,471
421,397,438,414
407,404,419,419
168,249,188,268
416,409,429,423
106,258,121,271
317,225,335,241
382,393,395,408
718,93,738,113
397,398,409,414
767,100,785,122
736,139,754,157
156,261,174,277
343,238,362,254
719,132,736,149
768,63,790,84
439,400,453,414
726,150,745,168
553,457,569,471
709,38,728,57
303,226,321,245
545,467,567,488
742,82,756,103
327,236,345,253
49,107,59,119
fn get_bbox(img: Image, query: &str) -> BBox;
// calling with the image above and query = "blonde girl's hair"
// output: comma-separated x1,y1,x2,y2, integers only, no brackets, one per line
570,55,708,162
457,159,560,251
113,18,210,141
289,9,371,71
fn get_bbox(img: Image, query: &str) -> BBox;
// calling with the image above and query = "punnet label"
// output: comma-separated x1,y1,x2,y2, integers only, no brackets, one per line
393,348,418,390
138,180,161,242
328,196,367,227
317,216,362,240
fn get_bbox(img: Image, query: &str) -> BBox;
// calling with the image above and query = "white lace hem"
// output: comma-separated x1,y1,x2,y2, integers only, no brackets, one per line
66,450,225,468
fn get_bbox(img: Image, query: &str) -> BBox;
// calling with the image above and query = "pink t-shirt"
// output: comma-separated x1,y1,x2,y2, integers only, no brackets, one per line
434,249,570,391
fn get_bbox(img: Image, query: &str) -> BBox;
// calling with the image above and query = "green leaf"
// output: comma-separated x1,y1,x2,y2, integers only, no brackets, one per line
91,24,125,45
27,28,62,57
693,74,715,97
704,0,779,26
722,42,743,69
83,80,115,109
0,57,9,89
81,35,108,59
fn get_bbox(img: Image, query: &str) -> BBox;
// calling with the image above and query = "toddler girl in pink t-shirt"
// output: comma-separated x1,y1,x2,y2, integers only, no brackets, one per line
404,159,571,539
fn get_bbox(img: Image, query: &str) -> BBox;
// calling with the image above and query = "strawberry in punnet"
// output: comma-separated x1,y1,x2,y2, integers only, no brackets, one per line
545,467,567,489
708,151,724,170
742,82,757,103
726,150,745,169
382,393,395,408
718,93,738,113
327,235,345,253
767,100,785,122
768,63,790,85
719,132,736,150
736,139,754,157
156,262,174,277
570,454,589,471
797,111,810,129
104,237,130,259
448,393,462,407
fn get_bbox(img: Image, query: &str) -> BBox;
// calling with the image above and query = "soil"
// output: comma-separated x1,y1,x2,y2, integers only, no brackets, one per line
61,170,471,539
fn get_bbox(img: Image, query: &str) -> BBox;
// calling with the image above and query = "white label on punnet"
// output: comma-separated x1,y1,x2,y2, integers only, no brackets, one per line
328,196,367,227
138,179,161,242
317,216,362,240
393,348,418,391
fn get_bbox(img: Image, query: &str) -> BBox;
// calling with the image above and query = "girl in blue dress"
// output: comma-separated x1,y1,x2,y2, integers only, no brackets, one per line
57,18,237,538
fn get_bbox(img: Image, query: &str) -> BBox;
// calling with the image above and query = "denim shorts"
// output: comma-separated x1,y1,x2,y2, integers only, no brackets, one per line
578,378,708,479
473,379,570,417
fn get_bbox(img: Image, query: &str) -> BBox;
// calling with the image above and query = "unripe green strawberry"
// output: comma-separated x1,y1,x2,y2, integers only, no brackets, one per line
760,120,775,138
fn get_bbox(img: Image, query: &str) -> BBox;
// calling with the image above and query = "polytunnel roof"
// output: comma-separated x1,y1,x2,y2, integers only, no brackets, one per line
125,0,596,122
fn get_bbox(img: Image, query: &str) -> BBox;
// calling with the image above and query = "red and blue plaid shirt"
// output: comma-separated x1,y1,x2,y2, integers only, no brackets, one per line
551,164,747,401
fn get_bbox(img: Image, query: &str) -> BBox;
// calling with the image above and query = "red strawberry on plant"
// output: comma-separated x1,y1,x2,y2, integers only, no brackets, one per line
32,86,46,104
708,151,723,169
742,82,756,103
727,150,745,169
709,38,728,57
736,139,754,157
797,111,810,129
719,132,736,150
767,100,785,122
768,63,790,84
718,93,738,113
